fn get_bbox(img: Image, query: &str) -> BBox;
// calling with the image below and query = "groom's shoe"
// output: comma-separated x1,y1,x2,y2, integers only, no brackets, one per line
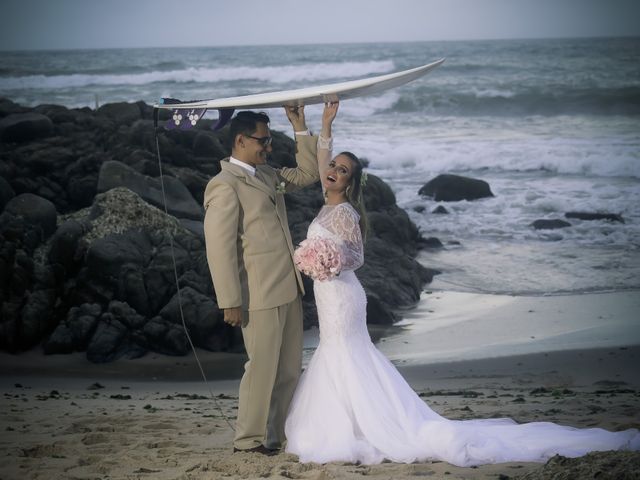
233,445,277,456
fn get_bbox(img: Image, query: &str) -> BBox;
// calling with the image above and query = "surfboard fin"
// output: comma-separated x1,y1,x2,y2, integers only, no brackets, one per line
211,108,235,131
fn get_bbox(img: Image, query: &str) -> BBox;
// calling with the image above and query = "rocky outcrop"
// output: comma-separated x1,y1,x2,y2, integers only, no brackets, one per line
531,219,572,230
419,174,494,202
0,99,436,361
565,212,624,223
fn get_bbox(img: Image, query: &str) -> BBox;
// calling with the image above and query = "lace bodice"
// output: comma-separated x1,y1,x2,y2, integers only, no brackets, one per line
308,203,364,272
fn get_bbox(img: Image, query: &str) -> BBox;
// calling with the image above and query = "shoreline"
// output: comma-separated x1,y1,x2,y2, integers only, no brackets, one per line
2,289,639,383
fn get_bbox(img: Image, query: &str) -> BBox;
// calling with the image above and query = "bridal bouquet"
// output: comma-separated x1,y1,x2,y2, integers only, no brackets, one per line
294,237,343,281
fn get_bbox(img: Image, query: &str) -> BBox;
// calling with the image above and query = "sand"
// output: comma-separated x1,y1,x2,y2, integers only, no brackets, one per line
1,290,639,479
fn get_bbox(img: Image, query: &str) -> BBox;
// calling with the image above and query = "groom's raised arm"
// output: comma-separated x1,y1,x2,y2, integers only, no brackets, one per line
203,180,242,310
278,133,319,190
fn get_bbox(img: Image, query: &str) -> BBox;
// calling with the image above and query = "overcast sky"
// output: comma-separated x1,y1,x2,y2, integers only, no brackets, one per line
1,0,639,50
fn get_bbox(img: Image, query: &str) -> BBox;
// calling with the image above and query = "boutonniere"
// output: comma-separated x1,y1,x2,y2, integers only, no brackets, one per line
276,181,287,194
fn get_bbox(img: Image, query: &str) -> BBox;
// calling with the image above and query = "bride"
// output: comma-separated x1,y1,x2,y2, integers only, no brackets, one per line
283,102,639,467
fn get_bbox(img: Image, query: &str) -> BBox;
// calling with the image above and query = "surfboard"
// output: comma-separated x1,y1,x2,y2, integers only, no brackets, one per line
154,58,444,130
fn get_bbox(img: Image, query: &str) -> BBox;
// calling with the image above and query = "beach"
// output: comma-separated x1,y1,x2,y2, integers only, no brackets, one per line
2,290,639,480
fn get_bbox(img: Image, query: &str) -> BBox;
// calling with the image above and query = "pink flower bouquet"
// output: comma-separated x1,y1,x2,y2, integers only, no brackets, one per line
294,237,343,281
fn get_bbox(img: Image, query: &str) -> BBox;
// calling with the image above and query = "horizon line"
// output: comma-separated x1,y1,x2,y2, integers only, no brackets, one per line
1,34,638,54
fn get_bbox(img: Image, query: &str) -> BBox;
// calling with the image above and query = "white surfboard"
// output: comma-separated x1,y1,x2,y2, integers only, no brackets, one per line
154,58,444,130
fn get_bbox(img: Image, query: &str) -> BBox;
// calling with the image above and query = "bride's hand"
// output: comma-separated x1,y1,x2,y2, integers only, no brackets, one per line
322,102,339,127
321,102,339,138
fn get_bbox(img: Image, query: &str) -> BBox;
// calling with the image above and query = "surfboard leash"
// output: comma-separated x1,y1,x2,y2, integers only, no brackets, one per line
153,108,235,431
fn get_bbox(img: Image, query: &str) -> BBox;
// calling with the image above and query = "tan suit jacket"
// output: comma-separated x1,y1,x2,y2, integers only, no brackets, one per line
203,135,318,311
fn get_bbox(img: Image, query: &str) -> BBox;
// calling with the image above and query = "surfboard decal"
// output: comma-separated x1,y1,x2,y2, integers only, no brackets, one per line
164,106,207,130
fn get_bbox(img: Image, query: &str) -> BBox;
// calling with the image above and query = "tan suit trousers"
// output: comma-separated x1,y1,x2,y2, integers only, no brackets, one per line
234,295,303,450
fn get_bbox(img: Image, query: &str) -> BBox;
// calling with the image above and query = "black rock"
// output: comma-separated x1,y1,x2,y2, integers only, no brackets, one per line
19,289,56,349
179,219,204,238
33,104,78,124
419,174,494,202
193,132,226,158
0,176,15,212
141,316,190,356
86,301,147,362
420,237,444,248
4,193,57,238
565,212,624,223
531,219,572,230
0,98,28,117
0,113,53,143
85,231,151,280
431,205,449,214
43,303,102,354
366,294,396,324
363,174,397,210
97,161,203,220
158,286,228,351
96,102,142,125
48,219,87,272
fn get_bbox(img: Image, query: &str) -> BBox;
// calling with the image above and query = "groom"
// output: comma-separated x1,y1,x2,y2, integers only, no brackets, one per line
203,107,318,454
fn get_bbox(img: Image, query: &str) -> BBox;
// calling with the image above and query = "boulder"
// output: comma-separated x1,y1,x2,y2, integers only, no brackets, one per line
48,219,88,273
141,316,190,356
97,160,203,220
158,286,227,351
420,237,444,248
86,301,147,362
33,104,79,124
0,113,53,143
431,205,449,214
366,294,396,325
42,303,102,354
0,176,15,212
19,289,56,349
363,174,397,210
419,174,494,202
193,132,226,158
4,193,57,238
531,219,572,230
565,212,624,223
0,98,28,117
96,102,141,125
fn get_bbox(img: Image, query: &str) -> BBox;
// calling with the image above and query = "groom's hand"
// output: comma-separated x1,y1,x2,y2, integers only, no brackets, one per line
223,307,243,327
284,105,307,132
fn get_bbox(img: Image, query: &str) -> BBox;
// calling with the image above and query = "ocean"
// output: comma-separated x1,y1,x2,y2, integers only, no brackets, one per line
2,37,639,295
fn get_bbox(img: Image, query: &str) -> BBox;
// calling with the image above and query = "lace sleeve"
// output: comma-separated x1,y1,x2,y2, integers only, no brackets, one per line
317,135,332,196
319,204,364,271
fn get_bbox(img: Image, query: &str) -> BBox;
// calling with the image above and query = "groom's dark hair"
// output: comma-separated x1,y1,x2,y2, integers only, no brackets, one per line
228,111,270,147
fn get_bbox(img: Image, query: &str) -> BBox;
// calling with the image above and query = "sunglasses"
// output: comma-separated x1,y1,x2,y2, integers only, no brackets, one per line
245,134,273,147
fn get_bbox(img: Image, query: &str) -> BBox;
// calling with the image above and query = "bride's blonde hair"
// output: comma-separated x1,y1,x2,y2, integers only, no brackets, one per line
339,151,368,241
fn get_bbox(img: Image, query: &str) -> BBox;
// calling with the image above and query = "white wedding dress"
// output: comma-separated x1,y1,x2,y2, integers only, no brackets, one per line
284,140,639,467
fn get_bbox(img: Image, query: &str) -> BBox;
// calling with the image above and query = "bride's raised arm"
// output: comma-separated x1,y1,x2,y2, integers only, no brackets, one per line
318,102,339,195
